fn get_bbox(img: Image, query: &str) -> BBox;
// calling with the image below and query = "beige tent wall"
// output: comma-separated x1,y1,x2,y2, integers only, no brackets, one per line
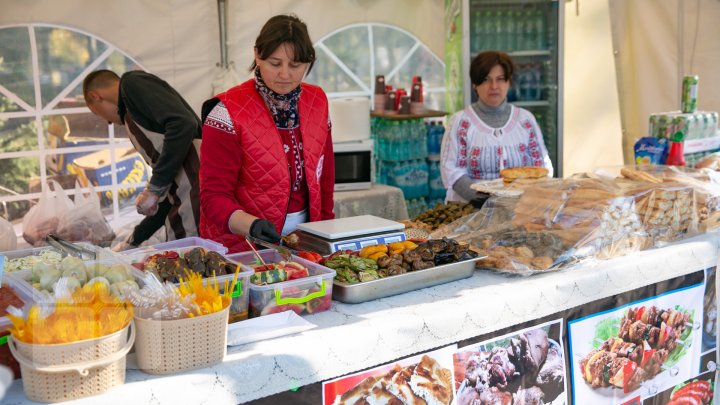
563,0,624,176
225,0,445,80
0,0,219,116
609,0,720,163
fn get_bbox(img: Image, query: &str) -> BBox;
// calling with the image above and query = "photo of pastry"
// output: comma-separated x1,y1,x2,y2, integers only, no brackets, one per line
568,283,704,404
641,371,715,405
453,320,566,405
323,345,456,405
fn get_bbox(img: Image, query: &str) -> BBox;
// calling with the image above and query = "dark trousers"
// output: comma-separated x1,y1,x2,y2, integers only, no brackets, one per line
128,198,172,246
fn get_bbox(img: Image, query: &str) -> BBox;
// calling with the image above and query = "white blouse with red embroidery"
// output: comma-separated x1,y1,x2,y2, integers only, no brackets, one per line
440,104,554,202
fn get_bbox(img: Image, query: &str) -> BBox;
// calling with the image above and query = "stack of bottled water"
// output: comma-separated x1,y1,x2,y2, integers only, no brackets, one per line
471,9,545,52
511,63,543,102
374,119,428,162
426,121,445,156
372,117,430,201
372,116,451,216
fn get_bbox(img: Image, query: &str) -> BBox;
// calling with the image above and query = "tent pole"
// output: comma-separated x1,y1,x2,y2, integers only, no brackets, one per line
218,0,229,69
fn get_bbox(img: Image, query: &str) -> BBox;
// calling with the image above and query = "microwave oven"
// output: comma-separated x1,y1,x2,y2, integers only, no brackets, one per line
333,139,373,191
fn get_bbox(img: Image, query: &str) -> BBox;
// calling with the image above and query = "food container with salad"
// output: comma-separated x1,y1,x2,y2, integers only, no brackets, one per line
228,250,336,318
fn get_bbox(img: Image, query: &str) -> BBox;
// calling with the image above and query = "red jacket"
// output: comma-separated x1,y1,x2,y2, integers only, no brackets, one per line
199,79,335,252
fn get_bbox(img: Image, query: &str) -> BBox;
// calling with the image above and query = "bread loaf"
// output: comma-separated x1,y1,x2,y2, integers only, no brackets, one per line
500,166,549,180
620,167,662,183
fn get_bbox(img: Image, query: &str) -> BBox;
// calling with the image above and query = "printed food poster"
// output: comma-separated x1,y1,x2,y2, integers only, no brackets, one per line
568,281,705,404
453,320,566,405
641,370,715,405
701,267,716,353
322,345,457,405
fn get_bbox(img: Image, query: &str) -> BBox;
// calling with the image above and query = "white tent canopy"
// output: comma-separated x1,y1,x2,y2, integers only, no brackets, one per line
2,0,720,175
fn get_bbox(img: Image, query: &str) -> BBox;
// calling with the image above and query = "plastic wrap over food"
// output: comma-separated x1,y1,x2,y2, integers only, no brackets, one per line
606,164,720,232
124,273,195,320
432,175,700,276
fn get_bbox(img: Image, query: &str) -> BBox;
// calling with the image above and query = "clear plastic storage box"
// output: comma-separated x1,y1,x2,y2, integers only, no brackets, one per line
125,246,252,323
228,250,336,318
0,273,36,378
121,236,228,256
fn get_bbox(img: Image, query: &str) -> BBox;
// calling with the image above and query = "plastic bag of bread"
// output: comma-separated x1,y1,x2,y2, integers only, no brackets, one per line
638,165,720,231
591,165,701,244
22,180,74,246
695,152,720,170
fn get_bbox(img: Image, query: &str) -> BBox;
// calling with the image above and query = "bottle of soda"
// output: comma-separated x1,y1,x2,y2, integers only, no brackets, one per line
665,131,686,166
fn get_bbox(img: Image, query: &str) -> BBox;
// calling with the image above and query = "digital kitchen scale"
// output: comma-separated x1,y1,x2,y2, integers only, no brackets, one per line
295,215,406,255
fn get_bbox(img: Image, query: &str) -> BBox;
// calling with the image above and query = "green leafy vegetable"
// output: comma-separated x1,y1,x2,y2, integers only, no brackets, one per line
592,317,620,349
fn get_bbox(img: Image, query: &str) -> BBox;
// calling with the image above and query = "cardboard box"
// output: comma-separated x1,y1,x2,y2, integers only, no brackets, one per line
72,148,150,204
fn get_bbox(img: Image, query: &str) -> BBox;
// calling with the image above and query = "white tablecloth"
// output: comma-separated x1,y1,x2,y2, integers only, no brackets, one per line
333,184,409,221
3,233,719,404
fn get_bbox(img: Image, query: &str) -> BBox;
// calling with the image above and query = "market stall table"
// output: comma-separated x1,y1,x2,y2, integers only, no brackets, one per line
333,184,409,221
2,233,718,404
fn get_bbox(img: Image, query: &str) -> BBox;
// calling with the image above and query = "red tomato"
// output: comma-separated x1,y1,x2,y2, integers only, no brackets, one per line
297,251,322,263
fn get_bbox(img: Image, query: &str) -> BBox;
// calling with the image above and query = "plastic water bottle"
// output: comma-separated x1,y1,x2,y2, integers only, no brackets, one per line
472,11,483,54
528,64,540,101
516,66,528,101
523,11,535,50
494,11,505,50
534,11,545,49
506,11,516,51
482,11,495,50
418,160,429,198
397,121,406,161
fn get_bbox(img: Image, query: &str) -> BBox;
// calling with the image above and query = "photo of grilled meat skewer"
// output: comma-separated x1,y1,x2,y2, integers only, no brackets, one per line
619,306,691,353
599,337,669,377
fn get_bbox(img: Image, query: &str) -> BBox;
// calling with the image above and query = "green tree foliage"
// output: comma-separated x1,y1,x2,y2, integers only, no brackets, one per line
0,97,38,221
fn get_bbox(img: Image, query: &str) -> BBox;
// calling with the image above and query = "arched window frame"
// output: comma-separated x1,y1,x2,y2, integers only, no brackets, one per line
307,22,446,109
0,23,143,225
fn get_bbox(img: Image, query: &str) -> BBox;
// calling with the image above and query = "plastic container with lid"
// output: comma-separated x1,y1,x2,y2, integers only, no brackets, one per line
228,250,336,318
121,236,228,256
126,246,252,323
1,246,64,274
0,275,36,378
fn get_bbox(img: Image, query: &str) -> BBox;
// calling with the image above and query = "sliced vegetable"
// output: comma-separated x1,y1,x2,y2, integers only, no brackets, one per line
622,361,637,393
635,306,645,322
639,340,655,370
297,251,322,263
250,269,288,285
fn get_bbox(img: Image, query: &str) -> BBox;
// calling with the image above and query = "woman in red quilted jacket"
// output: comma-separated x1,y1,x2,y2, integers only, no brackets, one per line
199,14,335,253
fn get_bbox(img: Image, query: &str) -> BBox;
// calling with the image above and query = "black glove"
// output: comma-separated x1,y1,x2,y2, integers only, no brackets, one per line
249,219,281,243
470,192,491,209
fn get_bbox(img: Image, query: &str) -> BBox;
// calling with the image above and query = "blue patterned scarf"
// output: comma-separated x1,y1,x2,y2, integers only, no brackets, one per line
255,68,301,129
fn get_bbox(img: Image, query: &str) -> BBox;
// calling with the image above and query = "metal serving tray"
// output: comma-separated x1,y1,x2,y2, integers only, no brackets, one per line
332,256,481,304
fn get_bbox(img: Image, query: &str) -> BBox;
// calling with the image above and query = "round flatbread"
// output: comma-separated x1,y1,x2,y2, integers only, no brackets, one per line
500,166,549,180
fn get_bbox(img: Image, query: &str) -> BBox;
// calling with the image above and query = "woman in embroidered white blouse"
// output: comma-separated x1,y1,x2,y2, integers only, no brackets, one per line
440,51,553,204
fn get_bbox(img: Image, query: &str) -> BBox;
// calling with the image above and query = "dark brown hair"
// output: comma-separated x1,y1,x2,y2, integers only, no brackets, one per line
250,14,316,74
469,51,515,86
82,69,120,102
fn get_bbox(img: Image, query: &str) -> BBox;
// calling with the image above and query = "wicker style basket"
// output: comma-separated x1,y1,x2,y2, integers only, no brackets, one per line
134,305,229,374
8,322,135,403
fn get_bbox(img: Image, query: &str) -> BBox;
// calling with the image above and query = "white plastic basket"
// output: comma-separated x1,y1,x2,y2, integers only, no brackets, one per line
8,322,134,403
133,305,229,374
